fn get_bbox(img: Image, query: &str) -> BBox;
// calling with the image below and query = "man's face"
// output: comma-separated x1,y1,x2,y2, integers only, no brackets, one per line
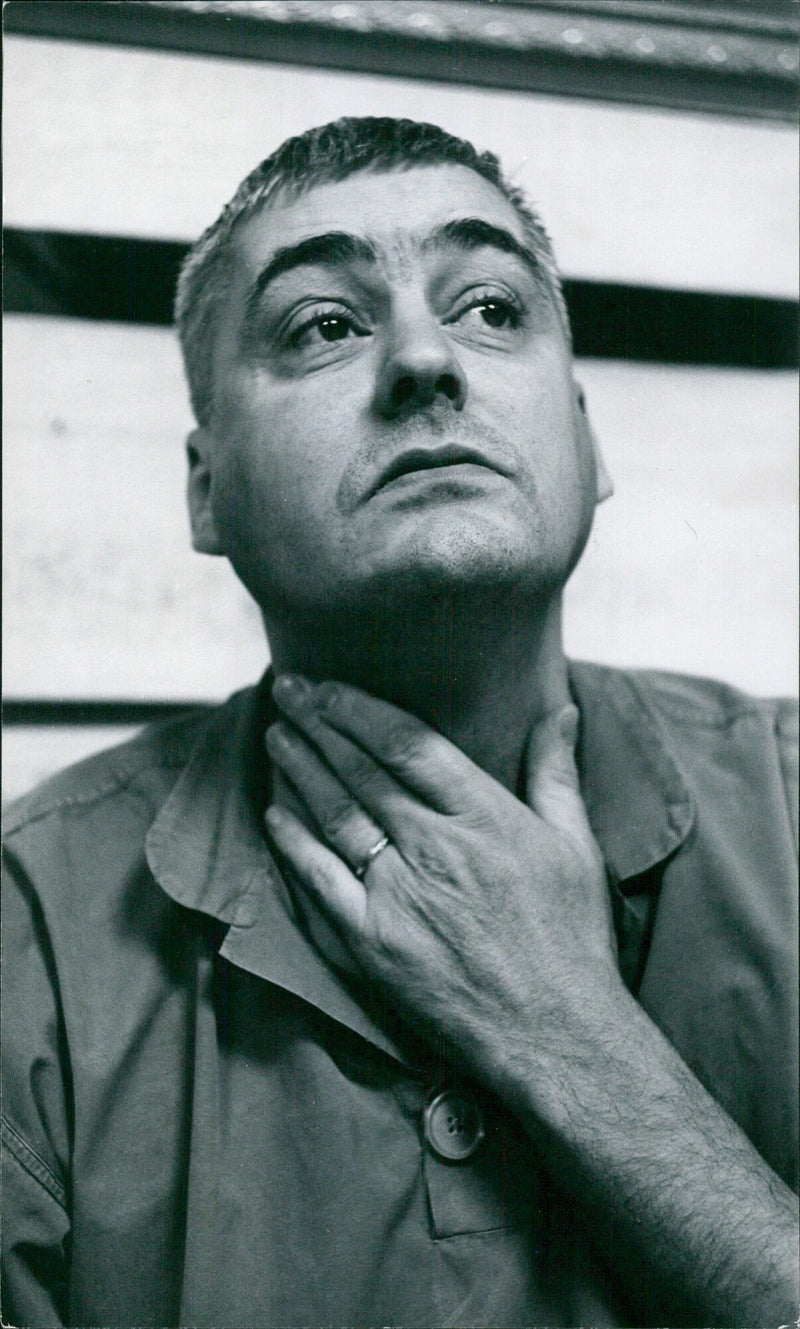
190,164,606,621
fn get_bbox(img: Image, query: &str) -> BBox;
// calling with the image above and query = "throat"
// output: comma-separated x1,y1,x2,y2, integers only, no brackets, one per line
267,587,570,794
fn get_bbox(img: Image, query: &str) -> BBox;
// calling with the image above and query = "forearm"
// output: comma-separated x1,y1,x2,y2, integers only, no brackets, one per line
498,973,799,1329
264,680,798,1325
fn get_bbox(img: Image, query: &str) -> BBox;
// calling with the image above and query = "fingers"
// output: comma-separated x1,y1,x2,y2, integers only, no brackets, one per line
267,699,421,844
264,803,366,936
524,704,594,846
266,721,392,873
273,675,475,814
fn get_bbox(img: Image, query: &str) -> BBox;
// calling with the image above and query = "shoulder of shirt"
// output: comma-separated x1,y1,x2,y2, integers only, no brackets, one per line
573,663,798,853
574,659,798,739
2,690,252,840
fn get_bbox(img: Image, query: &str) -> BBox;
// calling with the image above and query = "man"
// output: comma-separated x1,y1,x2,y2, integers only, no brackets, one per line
3,117,797,1328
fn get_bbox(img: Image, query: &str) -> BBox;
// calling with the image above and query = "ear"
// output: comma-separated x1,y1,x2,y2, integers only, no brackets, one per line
186,427,225,555
575,382,614,503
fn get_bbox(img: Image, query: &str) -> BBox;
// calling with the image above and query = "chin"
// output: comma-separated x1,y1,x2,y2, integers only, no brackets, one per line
356,521,571,606
252,505,593,622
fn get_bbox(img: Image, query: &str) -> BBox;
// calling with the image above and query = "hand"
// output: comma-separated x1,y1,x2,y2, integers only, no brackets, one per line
264,674,619,1092
264,677,800,1327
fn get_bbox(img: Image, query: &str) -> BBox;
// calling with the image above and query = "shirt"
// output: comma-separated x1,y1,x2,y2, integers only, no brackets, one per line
2,662,797,1328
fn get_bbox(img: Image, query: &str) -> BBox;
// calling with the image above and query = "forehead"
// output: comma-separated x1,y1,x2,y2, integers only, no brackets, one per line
232,163,527,278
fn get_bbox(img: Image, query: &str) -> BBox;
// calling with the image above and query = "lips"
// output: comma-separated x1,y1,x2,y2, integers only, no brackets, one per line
369,445,511,498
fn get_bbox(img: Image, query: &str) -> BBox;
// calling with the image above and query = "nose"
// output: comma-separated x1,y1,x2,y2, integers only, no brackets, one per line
373,305,468,419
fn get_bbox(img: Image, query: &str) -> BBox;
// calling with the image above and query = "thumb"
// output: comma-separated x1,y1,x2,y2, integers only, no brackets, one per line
525,704,592,844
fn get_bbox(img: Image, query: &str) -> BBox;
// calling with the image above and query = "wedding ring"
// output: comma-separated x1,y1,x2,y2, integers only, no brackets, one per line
354,835,390,880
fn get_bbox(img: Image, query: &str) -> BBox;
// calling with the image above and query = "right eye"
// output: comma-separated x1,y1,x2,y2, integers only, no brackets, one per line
288,307,370,349
311,315,355,343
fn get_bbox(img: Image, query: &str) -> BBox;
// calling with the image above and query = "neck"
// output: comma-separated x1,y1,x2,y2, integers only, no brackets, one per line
266,586,570,793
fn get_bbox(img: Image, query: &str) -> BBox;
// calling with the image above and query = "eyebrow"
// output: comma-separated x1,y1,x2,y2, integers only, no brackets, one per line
246,215,542,315
248,231,378,313
430,218,541,281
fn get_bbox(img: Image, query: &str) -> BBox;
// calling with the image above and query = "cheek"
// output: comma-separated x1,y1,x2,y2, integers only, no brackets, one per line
507,375,597,548
224,368,346,480
211,405,342,561
208,447,255,552
550,423,600,567
507,383,586,490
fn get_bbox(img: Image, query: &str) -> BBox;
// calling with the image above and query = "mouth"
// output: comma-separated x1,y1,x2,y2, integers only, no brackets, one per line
369,446,511,498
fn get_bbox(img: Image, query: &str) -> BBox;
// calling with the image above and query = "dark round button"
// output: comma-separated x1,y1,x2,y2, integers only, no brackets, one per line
424,1090,485,1161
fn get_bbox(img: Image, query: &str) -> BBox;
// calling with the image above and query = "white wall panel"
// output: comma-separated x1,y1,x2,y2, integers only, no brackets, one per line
4,35,797,297
564,360,798,695
3,316,268,702
2,726,142,807
4,315,797,704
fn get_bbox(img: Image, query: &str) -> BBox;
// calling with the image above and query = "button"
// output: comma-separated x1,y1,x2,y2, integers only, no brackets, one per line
424,1090,485,1161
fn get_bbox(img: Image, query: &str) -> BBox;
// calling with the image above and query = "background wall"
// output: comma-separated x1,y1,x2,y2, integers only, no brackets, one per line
3,9,798,801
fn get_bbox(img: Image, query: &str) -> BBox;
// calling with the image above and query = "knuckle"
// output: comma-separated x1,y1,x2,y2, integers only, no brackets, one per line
305,855,334,894
370,910,401,963
319,799,357,840
397,725,459,782
334,751,372,799
410,841,456,891
385,720,426,768
370,895,421,966
550,764,580,793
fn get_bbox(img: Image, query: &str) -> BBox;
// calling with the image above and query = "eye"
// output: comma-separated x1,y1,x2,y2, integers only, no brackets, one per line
448,292,522,335
475,300,517,329
311,315,353,343
288,307,369,349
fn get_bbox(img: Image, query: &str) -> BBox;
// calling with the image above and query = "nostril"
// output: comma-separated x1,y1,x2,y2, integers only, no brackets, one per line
436,372,461,403
394,376,416,407
381,364,467,417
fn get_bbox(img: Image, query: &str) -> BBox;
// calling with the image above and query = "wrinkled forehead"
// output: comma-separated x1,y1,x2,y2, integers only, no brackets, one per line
230,163,528,282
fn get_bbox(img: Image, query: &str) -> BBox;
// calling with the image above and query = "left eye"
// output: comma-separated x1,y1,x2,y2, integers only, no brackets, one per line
456,299,519,331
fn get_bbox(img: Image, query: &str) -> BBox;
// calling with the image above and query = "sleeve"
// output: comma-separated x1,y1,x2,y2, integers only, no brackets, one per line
2,845,71,1328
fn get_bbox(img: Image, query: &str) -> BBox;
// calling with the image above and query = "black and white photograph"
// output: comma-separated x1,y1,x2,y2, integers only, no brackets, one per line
3,2,798,1325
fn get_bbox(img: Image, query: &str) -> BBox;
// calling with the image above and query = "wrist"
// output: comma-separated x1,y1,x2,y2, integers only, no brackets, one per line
484,956,633,1138
485,976,800,1329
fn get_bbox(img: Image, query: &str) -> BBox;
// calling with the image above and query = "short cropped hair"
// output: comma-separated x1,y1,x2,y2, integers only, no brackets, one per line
175,116,569,427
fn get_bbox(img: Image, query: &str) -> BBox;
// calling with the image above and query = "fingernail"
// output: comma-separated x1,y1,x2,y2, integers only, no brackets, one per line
559,704,579,746
265,805,285,833
265,721,291,754
273,674,311,705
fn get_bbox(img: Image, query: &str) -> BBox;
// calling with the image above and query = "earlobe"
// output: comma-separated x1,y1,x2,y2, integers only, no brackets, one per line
590,426,614,504
186,427,226,555
575,382,614,504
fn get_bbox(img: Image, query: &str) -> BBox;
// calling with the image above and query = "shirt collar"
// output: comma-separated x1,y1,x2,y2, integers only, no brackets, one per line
146,663,693,1064
569,661,694,885
145,674,414,1064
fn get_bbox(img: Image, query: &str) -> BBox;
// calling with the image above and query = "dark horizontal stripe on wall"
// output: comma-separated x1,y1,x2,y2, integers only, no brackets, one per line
4,230,187,327
4,228,798,367
3,699,208,727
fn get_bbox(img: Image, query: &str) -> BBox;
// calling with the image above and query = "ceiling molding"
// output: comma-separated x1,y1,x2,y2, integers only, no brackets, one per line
4,0,798,121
